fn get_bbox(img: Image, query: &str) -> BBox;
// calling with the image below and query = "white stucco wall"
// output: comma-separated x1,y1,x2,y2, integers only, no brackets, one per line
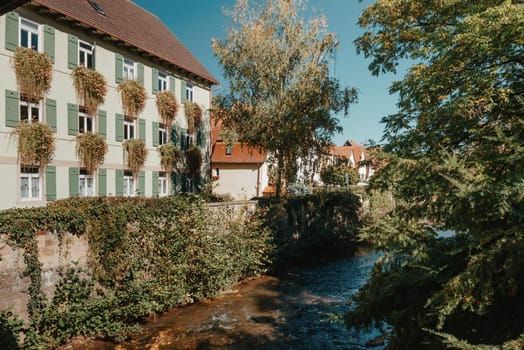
212,163,268,200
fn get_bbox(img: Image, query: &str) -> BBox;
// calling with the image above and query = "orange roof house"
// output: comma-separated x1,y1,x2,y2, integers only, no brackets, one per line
210,141,269,199
324,140,376,183
210,107,270,199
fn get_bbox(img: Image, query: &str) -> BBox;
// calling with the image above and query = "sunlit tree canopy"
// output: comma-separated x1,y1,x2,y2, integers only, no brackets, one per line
212,0,356,195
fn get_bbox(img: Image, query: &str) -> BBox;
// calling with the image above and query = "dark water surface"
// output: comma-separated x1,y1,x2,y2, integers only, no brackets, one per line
70,250,385,350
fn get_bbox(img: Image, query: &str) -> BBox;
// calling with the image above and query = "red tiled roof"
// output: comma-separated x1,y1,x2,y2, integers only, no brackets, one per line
211,142,266,164
30,0,218,85
330,140,369,165
330,145,352,160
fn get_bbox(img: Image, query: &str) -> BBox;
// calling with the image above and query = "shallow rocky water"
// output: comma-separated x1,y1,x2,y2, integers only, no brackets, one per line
68,249,385,350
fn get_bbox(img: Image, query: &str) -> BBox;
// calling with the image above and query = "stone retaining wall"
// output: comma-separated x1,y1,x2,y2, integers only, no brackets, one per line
0,201,257,320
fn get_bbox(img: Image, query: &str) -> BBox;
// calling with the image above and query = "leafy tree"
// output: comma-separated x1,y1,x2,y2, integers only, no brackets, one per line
347,1,524,349
212,0,356,196
320,164,359,187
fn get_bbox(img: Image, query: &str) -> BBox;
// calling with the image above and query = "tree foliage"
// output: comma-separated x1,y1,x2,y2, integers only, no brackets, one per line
320,164,359,187
212,0,356,196
347,1,524,349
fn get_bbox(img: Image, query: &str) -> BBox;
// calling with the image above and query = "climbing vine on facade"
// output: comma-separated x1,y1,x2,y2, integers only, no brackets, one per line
12,122,55,170
123,139,147,178
71,66,107,116
184,100,202,133
75,133,107,175
156,91,179,134
117,80,147,117
13,47,53,102
158,143,182,174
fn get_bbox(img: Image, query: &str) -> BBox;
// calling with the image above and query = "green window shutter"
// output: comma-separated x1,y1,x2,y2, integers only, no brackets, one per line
115,113,124,142
5,89,19,127
152,171,159,197
196,128,203,147
69,167,79,197
181,128,187,151
138,171,145,197
45,166,57,201
43,25,55,63
137,62,144,85
67,34,78,69
180,80,187,103
170,172,177,195
115,169,124,196
152,121,159,147
139,118,146,142
92,44,97,70
46,98,57,132
5,12,19,52
152,68,158,95
115,54,123,83
98,168,106,196
181,173,187,193
98,109,107,139
67,103,78,135
169,76,175,94
171,126,178,145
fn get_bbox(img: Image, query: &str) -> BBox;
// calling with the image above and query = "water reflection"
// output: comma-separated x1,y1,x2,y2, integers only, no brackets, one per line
78,250,385,350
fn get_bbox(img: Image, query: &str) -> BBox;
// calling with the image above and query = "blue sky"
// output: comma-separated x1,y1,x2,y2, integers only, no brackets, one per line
133,0,407,145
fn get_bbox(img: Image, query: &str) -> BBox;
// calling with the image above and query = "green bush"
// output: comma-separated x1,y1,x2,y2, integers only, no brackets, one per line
0,195,274,347
260,189,361,268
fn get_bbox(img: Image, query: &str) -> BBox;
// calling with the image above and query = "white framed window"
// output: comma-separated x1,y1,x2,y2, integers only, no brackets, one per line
186,133,194,147
225,144,232,156
20,17,40,51
158,72,168,92
186,83,193,102
123,58,136,80
20,167,41,200
124,116,135,140
20,96,41,123
123,170,135,197
158,172,168,197
79,107,94,133
79,169,95,197
79,40,94,69
159,123,167,145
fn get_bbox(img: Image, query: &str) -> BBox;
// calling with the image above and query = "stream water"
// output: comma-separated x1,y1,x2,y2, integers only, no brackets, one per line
72,249,385,350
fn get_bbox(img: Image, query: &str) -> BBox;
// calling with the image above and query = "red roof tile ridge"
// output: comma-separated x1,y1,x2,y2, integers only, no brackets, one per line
30,0,218,85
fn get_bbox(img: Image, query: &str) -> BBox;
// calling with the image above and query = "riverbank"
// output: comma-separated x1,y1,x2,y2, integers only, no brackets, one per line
65,249,384,350
1,192,362,348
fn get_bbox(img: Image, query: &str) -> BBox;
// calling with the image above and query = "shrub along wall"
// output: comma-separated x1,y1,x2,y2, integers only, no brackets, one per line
260,189,362,268
0,190,360,348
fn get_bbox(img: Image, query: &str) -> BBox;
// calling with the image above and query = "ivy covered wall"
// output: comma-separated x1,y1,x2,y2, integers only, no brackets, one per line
0,191,361,347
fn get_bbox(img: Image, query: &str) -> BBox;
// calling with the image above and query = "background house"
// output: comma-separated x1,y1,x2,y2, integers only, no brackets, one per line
323,140,376,185
210,141,268,200
0,0,217,210
209,112,270,199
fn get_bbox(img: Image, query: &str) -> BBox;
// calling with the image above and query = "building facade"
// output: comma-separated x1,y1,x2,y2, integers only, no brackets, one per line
210,141,269,200
0,0,217,210
327,140,376,184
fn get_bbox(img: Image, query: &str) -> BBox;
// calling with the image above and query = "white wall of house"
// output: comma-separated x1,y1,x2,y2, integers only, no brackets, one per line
212,163,268,200
0,7,212,210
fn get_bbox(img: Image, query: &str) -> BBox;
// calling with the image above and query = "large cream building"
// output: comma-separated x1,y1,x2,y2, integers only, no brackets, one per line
0,0,217,210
